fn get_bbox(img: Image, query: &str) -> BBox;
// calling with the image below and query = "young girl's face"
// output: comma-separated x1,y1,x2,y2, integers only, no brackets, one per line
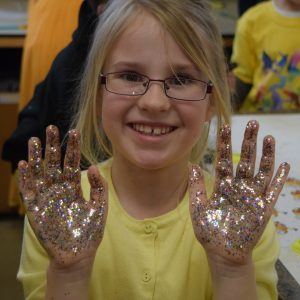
100,11,214,170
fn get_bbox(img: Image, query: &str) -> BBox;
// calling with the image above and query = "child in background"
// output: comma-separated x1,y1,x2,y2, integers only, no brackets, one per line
2,0,81,212
231,0,300,113
2,0,107,213
19,0,82,111
17,1,290,299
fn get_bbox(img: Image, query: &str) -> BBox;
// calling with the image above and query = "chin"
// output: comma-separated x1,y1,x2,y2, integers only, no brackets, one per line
131,157,171,171
127,151,188,172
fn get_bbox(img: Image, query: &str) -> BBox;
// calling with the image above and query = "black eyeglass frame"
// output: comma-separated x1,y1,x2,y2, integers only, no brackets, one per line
99,72,213,101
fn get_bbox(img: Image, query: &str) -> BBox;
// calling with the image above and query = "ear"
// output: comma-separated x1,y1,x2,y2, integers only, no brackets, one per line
204,97,216,122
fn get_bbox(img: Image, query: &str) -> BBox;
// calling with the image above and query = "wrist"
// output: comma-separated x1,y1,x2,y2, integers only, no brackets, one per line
207,253,254,279
48,257,94,284
207,254,258,300
46,259,94,300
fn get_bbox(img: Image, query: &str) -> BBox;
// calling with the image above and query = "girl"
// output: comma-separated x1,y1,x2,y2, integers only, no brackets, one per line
17,0,290,299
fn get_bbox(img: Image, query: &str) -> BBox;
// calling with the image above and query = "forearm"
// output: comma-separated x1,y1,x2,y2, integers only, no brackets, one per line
208,255,258,300
46,260,93,300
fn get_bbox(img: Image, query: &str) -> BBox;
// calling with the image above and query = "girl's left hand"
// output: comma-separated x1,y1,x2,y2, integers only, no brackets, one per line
189,120,290,265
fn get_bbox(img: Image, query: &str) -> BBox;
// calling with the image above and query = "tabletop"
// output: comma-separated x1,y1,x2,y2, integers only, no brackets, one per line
231,114,300,284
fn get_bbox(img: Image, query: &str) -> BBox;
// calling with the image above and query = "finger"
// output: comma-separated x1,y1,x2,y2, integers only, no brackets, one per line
18,160,32,195
45,125,62,185
88,166,106,203
265,162,290,209
28,137,44,181
87,166,108,221
18,160,36,211
254,135,275,191
63,130,81,184
189,164,208,212
215,124,233,188
236,120,259,179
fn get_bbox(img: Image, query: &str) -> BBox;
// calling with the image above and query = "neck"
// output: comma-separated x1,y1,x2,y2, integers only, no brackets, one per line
111,157,189,220
274,0,300,11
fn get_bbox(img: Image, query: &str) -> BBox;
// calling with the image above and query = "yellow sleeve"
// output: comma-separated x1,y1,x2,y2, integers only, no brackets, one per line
231,15,257,84
17,217,49,300
253,220,279,300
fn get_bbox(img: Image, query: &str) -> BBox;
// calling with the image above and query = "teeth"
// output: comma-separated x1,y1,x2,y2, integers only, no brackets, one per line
153,128,161,135
132,124,173,136
144,125,152,134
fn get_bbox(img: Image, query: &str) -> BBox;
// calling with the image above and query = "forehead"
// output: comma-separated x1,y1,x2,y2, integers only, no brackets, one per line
104,11,197,72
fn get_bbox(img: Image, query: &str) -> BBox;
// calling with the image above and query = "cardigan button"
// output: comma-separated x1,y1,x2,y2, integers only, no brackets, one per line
144,222,157,234
142,270,152,282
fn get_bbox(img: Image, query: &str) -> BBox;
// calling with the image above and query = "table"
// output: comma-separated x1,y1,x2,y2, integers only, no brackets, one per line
231,114,300,284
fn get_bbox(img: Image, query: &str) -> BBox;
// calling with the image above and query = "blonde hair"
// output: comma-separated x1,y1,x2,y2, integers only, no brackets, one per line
74,0,231,166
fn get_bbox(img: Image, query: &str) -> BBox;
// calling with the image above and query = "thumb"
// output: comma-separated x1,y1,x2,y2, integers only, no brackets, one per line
189,164,208,213
87,165,108,211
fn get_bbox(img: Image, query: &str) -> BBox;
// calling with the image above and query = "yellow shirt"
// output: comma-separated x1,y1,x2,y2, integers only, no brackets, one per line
18,160,279,299
232,1,300,113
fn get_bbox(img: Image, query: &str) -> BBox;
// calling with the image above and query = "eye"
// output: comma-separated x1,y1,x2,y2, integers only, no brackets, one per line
118,72,145,82
168,75,194,86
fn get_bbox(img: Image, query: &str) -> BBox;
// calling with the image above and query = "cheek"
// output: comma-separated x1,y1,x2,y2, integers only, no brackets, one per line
183,103,211,146
184,102,210,128
101,94,125,137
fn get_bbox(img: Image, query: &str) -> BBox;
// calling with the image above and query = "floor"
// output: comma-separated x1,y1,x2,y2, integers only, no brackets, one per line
0,215,24,300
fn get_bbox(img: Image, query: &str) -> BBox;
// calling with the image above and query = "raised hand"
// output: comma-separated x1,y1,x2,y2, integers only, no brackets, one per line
18,125,108,268
189,120,290,264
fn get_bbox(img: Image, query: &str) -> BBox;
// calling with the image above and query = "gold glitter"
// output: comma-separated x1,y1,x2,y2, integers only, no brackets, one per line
189,122,290,263
17,125,108,265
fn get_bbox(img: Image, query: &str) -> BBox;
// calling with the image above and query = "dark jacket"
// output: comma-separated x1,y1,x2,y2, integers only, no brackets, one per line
2,1,98,172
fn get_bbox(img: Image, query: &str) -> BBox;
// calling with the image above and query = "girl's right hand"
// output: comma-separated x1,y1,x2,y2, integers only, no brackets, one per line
18,125,108,270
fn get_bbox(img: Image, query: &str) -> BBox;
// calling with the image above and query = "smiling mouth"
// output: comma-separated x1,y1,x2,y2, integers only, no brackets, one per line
129,123,177,136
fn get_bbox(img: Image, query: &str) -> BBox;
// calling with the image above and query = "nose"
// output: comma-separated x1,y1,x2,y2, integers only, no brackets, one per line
137,81,171,113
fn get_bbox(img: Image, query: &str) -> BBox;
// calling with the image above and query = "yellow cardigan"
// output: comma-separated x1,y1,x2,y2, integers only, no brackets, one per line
18,160,279,299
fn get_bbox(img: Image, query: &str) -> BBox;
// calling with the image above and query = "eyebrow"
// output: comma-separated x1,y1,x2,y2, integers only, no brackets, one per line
111,61,142,69
111,61,202,74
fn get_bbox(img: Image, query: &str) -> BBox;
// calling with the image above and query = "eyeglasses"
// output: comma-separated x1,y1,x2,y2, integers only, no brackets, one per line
100,72,213,101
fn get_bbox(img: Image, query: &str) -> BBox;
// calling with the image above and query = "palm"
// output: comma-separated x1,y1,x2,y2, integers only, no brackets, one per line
18,126,108,267
190,121,289,264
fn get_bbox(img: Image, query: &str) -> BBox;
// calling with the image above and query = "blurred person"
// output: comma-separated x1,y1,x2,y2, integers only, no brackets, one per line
231,0,300,112
1,0,105,210
19,0,83,111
